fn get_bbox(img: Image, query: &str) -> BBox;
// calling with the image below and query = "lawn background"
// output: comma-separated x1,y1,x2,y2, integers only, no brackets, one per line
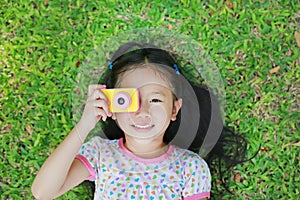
1,0,299,199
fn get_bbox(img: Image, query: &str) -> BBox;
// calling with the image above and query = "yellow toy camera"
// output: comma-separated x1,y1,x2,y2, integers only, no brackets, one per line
101,88,139,113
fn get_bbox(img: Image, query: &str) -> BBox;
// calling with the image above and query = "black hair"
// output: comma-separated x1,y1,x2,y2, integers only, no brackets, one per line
83,42,255,198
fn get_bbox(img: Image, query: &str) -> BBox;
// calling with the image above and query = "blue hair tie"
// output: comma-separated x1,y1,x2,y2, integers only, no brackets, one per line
109,62,113,70
173,64,180,75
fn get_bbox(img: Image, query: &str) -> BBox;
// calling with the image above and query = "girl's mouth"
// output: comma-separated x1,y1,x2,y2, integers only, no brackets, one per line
131,124,155,129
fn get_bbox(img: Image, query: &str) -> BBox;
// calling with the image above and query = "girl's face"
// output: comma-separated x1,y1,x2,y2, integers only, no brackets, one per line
114,66,182,141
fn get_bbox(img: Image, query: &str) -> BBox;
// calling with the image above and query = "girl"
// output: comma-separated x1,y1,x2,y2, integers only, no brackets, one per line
32,43,248,199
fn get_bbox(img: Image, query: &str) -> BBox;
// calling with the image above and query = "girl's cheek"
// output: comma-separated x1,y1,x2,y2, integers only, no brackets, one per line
116,112,131,117
115,112,129,121
150,105,168,118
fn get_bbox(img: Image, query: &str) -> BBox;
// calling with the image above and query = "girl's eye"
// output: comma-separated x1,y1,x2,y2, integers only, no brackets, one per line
150,98,162,103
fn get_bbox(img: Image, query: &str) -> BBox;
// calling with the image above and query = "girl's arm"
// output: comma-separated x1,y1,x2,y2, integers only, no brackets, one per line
31,122,90,199
31,85,111,199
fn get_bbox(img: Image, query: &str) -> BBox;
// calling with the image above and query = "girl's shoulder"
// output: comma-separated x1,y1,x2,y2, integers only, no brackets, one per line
173,145,209,168
169,146,211,185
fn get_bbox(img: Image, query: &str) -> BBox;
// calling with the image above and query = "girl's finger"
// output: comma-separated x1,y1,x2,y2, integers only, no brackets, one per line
92,99,112,117
94,109,108,121
88,84,106,96
94,89,108,101
87,88,108,103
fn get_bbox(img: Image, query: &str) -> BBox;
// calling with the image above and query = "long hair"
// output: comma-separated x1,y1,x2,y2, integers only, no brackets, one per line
83,42,254,197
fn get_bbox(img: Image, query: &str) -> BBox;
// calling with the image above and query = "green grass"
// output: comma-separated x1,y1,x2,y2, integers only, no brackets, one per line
1,0,299,199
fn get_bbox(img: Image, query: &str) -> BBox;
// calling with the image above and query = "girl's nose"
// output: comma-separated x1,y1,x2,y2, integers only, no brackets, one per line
135,101,150,118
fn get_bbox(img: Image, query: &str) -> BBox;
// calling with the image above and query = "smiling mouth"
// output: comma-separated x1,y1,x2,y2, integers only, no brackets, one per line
131,124,155,129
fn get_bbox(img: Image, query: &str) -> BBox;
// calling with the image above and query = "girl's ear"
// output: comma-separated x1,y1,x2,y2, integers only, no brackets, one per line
171,98,182,121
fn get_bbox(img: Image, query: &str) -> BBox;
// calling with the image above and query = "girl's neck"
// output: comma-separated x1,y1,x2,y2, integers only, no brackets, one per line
123,137,168,159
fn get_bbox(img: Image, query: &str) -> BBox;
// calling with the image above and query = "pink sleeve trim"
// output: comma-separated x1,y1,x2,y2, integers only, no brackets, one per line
75,154,96,181
183,192,210,200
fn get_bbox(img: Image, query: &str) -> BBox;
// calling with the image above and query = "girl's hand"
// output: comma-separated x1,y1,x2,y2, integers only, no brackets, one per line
79,84,112,132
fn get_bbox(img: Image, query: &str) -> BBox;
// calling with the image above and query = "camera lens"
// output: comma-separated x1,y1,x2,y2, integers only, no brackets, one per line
117,97,125,105
114,92,131,109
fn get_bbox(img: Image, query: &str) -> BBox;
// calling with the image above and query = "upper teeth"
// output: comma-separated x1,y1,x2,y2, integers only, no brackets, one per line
134,124,152,129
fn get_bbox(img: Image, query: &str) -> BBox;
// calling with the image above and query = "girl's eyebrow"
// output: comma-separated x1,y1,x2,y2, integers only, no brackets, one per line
149,91,166,96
